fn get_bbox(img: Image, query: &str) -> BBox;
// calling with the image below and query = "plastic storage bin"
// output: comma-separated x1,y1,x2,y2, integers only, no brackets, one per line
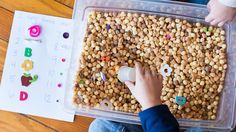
64,0,236,131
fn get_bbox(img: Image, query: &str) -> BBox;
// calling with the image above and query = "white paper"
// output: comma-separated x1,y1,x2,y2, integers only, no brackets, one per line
0,11,75,122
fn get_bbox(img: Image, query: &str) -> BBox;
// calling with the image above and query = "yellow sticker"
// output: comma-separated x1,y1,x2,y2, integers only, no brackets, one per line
21,59,33,71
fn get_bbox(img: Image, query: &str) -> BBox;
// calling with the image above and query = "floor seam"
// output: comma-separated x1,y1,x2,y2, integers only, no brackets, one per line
19,114,59,132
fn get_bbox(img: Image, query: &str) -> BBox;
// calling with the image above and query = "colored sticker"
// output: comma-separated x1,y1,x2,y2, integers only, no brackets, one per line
28,25,41,37
20,91,28,101
21,59,33,71
24,47,32,57
175,96,186,106
101,56,110,61
166,34,171,40
63,32,69,39
57,83,62,88
29,75,38,83
106,24,111,30
21,73,38,87
61,58,66,62
79,80,85,84
203,27,208,32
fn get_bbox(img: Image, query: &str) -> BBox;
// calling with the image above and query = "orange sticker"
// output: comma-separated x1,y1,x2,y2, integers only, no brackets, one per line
101,56,110,61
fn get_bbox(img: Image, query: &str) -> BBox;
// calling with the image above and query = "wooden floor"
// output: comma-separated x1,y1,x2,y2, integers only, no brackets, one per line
0,0,94,131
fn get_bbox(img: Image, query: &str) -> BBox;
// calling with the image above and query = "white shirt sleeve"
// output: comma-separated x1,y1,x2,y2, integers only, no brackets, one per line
219,0,236,7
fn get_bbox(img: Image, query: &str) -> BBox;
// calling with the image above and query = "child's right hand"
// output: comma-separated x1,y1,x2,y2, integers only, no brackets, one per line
205,0,236,27
125,62,163,110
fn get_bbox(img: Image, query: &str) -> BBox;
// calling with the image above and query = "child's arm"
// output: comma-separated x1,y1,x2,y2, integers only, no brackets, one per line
125,62,179,132
205,0,236,27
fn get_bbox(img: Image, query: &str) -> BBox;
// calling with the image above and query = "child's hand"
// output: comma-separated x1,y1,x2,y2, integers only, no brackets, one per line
125,62,163,110
205,0,236,27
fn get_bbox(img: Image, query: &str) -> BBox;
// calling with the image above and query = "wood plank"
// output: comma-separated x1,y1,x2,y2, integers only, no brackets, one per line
0,0,73,18
0,110,53,132
55,0,74,9
0,7,13,42
0,39,8,81
28,115,94,132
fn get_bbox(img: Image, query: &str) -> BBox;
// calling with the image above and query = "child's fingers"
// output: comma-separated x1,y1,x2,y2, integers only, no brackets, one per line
125,81,135,92
157,74,163,89
135,62,144,76
210,19,220,26
151,70,157,77
157,74,163,81
207,2,211,12
144,68,151,77
205,14,214,23
218,20,226,27
207,0,214,8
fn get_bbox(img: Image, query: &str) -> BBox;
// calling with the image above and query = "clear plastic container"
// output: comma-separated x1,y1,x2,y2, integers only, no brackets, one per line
64,0,236,131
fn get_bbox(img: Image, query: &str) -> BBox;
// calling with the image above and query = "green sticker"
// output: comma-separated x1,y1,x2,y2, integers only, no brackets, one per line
23,73,31,77
208,27,213,32
203,27,208,32
29,75,38,83
24,47,32,57
79,80,85,84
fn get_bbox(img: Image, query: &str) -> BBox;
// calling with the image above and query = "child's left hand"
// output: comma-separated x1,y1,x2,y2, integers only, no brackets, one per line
205,0,236,27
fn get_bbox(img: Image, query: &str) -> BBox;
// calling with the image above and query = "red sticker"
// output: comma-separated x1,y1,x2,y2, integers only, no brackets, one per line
61,58,66,62
21,73,38,87
57,83,62,88
101,56,110,61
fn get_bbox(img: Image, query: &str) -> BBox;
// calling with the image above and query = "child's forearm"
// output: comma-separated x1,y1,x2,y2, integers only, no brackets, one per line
219,0,236,7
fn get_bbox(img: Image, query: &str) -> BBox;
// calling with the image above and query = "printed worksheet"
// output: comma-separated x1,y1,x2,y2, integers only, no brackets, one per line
0,11,75,122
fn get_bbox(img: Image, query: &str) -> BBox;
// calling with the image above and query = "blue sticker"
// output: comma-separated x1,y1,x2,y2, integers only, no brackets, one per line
106,24,111,30
175,96,186,106
63,32,69,39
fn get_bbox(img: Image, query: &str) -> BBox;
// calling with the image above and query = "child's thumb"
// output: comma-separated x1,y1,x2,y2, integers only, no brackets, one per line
125,81,135,92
